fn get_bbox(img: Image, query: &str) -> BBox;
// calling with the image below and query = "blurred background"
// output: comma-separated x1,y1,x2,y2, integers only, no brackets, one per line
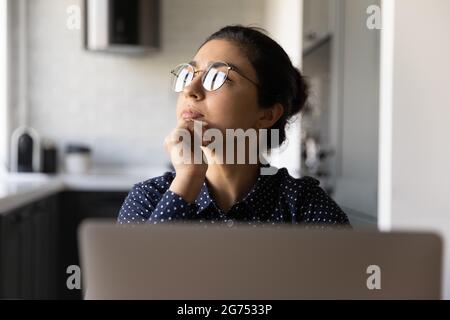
0,0,449,299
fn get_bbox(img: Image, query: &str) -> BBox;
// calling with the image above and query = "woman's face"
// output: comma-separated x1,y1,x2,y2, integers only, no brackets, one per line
175,39,262,133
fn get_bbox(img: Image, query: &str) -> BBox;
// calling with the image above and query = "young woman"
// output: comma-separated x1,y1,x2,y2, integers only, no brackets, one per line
118,25,350,227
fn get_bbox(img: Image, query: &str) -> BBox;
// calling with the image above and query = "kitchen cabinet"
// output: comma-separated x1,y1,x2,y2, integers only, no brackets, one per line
68,191,129,221
303,0,332,55
32,196,60,298
0,190,128,299
58,191,128,299
0,206,22,298
0,195,59,299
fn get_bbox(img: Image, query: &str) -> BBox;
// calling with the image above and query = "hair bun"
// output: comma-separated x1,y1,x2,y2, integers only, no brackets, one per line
290,67,309,117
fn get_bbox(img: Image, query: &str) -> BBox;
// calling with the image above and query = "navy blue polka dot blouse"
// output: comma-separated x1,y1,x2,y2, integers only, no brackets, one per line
118,166,351,228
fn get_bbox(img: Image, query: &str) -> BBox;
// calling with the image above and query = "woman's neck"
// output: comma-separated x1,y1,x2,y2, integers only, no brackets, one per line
205,162,260,214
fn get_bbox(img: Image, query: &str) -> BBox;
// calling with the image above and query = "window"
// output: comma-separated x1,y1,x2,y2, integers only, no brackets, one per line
0,0,8,173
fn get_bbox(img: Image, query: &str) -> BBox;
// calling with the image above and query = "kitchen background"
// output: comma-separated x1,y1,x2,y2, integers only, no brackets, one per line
4,0,381,225
8,0,264,169
0,0,382,298
3,0,449,300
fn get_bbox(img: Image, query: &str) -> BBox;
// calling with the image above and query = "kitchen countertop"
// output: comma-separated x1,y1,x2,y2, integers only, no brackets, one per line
0,166,170,214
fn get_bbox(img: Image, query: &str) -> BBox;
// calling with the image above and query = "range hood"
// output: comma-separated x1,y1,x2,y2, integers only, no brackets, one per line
84,0,160,54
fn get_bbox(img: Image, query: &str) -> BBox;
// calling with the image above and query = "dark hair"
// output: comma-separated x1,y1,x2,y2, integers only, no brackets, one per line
200,25,309,148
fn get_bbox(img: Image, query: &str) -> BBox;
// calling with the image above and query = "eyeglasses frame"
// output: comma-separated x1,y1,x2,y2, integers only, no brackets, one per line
170,60,260,92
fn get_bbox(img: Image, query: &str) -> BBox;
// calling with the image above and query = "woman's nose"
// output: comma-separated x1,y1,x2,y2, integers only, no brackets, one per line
183,73,205,100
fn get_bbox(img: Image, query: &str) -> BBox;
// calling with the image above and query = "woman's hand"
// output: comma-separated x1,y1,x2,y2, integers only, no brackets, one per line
164,119,210,203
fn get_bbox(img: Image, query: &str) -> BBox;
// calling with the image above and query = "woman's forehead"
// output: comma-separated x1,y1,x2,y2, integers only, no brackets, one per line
193,39,256,77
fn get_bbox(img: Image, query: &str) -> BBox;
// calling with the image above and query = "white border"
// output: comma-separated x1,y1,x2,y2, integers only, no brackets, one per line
377,0,395,231
0,0,8,173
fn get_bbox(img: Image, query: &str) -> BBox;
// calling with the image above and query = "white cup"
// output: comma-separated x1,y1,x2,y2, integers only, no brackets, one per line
65,146,92,174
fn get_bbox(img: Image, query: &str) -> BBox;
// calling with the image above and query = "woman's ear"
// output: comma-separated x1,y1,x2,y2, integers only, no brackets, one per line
256,103,284,129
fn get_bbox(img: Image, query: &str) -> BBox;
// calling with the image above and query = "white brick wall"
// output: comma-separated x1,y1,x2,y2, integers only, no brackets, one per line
10,0,265,168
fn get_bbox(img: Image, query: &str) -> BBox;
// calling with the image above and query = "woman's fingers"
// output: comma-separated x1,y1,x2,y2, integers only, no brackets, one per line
186,120,211,147
164,120,211,155
193,120,212,146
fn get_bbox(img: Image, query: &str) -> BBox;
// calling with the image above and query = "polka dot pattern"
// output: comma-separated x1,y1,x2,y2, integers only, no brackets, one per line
117,168,351,228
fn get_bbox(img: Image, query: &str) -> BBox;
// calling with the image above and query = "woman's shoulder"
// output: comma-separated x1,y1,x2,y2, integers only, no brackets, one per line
274,167,321,190
274,168,338,204
275,168,350,226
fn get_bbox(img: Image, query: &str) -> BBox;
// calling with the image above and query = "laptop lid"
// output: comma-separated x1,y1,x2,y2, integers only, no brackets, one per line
78,220,442,299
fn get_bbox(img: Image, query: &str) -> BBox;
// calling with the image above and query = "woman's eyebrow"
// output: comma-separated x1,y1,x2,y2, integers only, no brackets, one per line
226,62,242,73
189,60,243,73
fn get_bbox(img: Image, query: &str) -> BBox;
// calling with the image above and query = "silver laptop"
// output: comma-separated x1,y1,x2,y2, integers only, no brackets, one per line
78,220,442,299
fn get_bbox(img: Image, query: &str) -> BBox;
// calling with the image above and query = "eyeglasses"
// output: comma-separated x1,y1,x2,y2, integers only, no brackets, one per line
170,61,259,93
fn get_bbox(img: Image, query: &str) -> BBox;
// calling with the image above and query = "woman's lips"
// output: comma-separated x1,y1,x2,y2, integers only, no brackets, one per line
182,110,204,120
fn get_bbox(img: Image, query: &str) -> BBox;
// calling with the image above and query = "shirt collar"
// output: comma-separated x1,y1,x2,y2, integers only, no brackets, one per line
194,163,279,215
194,180,214,213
